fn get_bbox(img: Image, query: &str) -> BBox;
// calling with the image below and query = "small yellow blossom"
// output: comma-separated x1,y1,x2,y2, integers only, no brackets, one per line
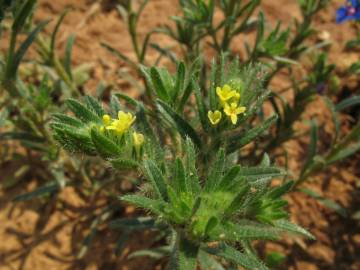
102,114,111,126
233,92,240,103
216,84,237,103
133,131,144,158
105,111,136,135
208,110,222,125
133,132,144,147
223,102,246,125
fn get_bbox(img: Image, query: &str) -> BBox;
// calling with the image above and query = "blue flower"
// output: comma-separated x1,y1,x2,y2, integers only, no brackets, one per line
336,0,360,23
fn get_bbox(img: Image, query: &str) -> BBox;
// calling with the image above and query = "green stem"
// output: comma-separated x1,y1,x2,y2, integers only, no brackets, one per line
174,231,200,270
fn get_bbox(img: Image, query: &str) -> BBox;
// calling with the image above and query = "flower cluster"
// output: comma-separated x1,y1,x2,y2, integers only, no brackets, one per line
102,111,136,135
336,0,360,23
208,84,246,125
101,111,144,149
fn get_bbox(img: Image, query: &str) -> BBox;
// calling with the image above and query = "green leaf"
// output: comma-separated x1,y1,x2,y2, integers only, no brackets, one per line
192,78,209,132
157,100,202,149
326,142,360,165
184,138,201,194
0,109,9,127
224,184,250,216
128,246,171,260
205,217,219,236
211,221,281,241
335,95,360,111
0,131,45,143
217,166,241,191
101,42,137,69
109,216,156,230
51,124,95,154
150,67,171,102
300,188,347,218
302,120,318,174
323,97,340,144
12,0,36,32
273,219,315,239
85,96,105,117
267,181,293,199
205,149,225,192
52,113,84,128
174,61,186,101
237,166,286,183
50,10,68,60
206,244,268,270
265,252,286,269
110,94,122,114
10,20,50,76
143,159,168,201
121,194,164,215
90,128,122,158
64,34,76,78
198,250,225,270
173,158,187,193
13,182,59,202
177,82,193,113
227,115,277,153
209,58,218,110
115,92,140,107
110,158,139,169
65,98,100,123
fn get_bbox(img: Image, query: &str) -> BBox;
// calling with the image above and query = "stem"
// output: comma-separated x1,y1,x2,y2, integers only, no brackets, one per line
174,231,200,270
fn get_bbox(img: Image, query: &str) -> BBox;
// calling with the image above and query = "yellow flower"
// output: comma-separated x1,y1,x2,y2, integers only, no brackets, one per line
105,111,136,135
223,102,246,125
208,110,222,125
233,92,240,103
102,114,111,126
216,84,237,103
133,132,144,147
133,131,144,158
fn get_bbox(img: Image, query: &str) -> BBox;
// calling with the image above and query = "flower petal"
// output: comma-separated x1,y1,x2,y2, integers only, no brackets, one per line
231,114,237,125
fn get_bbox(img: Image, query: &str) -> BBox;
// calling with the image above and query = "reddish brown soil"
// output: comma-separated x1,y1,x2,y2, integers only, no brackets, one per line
0,0,359,269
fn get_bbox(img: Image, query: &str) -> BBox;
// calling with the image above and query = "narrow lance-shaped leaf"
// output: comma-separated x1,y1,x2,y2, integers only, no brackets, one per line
9,20,50,77
301,120,318,175
336,95,360,111
173,158,187,194
12,0,36,32
52,113,84,128
184,138,201,194
157,100,202,149
85,95,105,117
121,194,163,215
143,159,168,201
217,166,241,191
204,149,225,192
174,61,186,102
206,244,269,270
272,219,315,239
13,182,59,202
90,128,122,158
64,34,76,79
65,98,100,123
192,78,209,132
227,114,277,153
209,58,218,110
150,67,171,102
50,10,68,60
